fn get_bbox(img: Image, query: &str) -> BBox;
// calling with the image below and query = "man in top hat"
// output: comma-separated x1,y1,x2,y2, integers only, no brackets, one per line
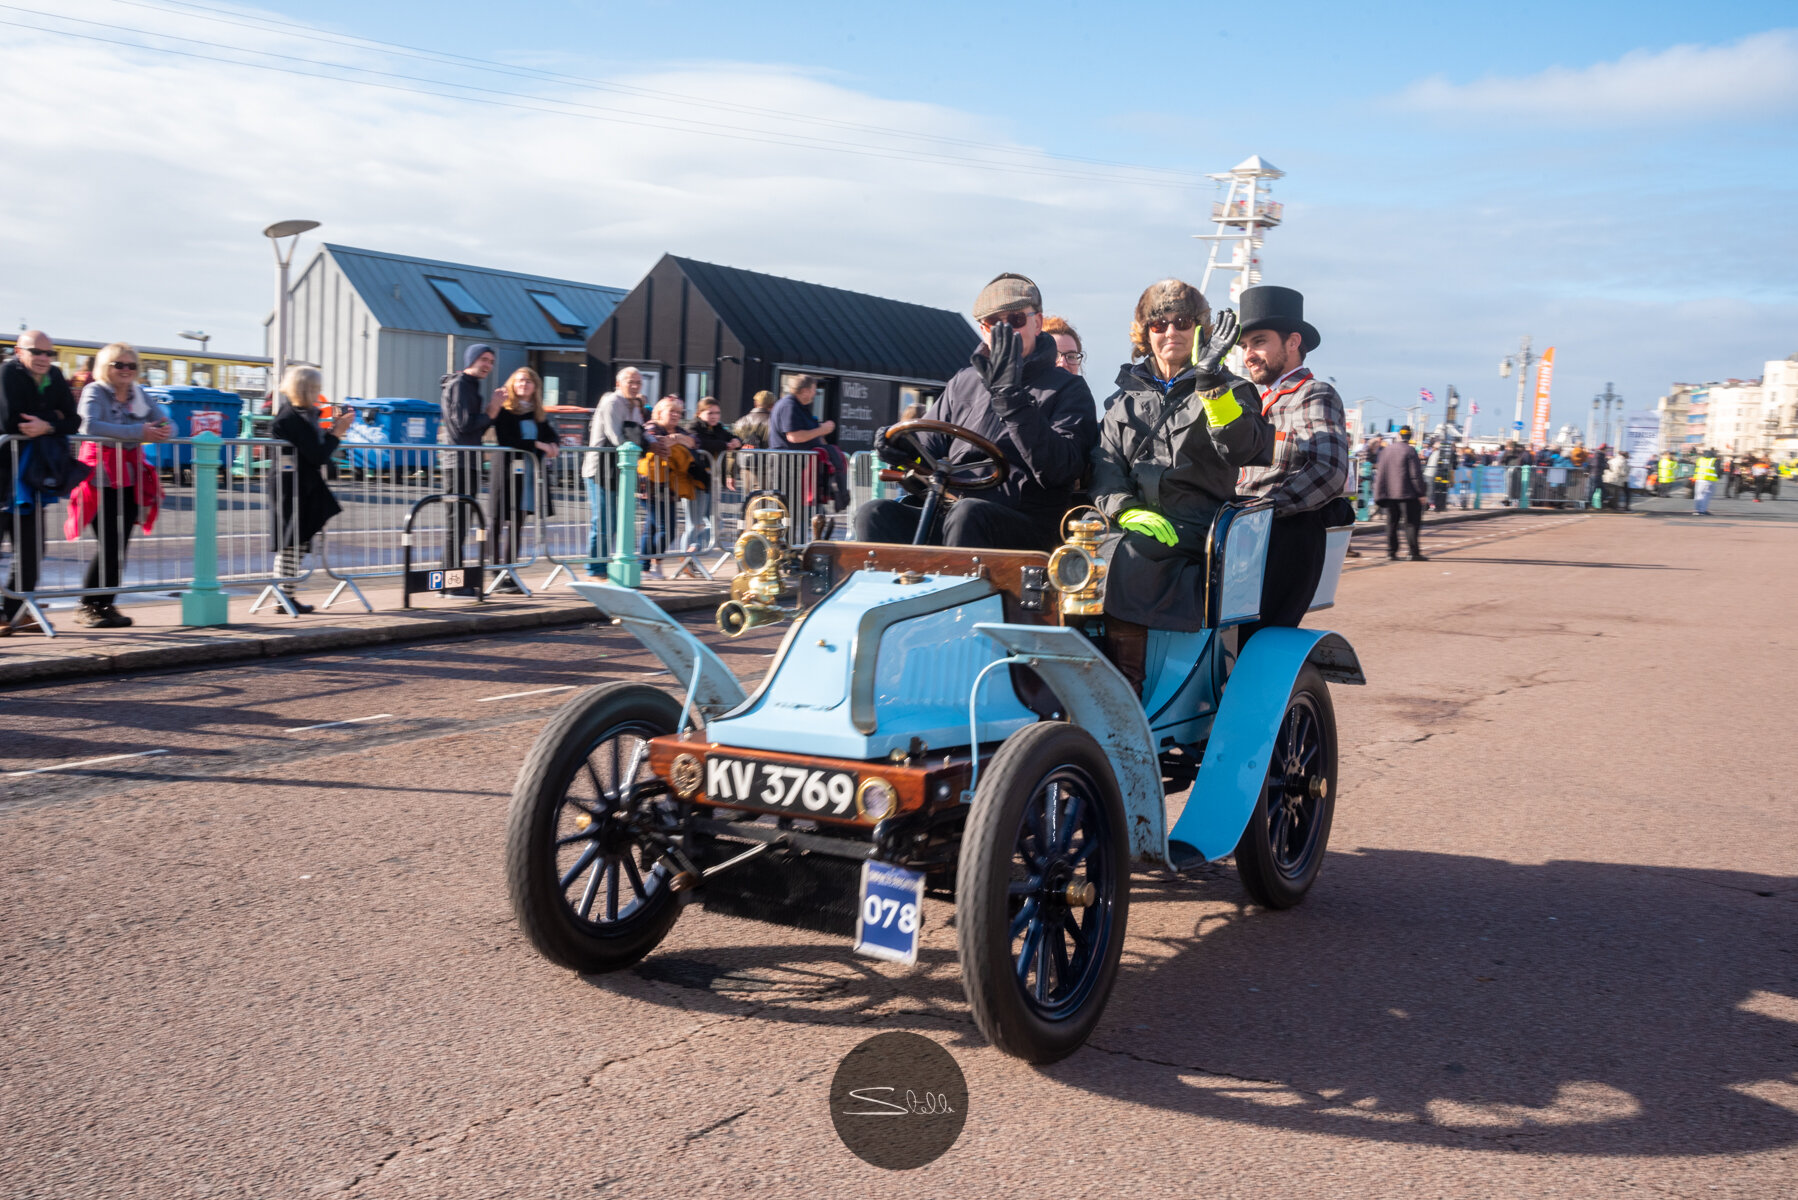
854,273,1097,551
1235,285,1352,626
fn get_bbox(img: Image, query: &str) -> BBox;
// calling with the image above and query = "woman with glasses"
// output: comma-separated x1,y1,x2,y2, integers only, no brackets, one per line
1042,315,1085,376
1086,279,1271,691
67,343,172,627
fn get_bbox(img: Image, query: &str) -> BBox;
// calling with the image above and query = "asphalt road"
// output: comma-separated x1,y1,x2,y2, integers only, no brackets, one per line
3,511,1795,1198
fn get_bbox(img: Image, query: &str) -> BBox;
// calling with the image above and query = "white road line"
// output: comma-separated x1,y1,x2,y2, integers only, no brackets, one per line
475,686,576,703
8,749,171,776
283,714,395,733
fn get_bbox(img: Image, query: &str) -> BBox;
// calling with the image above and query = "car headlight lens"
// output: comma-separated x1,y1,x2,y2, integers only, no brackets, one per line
856,776,898,821
1048,544,1095,592
737,533,773,573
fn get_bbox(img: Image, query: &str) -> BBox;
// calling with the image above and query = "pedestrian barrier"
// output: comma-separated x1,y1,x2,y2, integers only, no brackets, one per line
2,433,301,636
400,493,488,607
315,442,538,610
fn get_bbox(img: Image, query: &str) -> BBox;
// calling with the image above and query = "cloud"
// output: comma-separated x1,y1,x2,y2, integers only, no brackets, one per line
1395,30,1798,123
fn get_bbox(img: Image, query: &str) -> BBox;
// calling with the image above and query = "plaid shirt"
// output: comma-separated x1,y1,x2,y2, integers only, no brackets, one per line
1237,368,1350,516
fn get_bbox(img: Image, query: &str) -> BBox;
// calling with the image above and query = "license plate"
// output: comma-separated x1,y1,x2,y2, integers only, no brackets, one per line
704,755,858,818
855,861,924,965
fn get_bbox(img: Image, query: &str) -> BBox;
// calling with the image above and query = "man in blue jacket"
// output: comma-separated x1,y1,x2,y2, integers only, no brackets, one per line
2,331,81,633
854,273,1097,551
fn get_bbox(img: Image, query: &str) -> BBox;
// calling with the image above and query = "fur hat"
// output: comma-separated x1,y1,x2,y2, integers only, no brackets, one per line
1129,279,1210,360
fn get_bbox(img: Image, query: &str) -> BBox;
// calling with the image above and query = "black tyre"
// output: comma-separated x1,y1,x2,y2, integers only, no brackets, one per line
505,682,684,973
957,723,1130,1063
1233,664,1337,909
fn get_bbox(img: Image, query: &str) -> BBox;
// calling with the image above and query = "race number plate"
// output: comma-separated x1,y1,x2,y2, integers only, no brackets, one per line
704,755,857,818
854,861,924,965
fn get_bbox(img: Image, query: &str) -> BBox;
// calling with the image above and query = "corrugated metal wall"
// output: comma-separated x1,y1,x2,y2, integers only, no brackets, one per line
287,253,381,402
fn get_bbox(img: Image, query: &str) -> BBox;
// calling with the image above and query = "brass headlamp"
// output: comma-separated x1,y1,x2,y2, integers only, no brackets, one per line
1046,507,1109,616
717,495,801,636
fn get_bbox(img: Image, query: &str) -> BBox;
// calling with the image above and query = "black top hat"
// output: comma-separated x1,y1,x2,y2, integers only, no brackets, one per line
1238,285,1320,354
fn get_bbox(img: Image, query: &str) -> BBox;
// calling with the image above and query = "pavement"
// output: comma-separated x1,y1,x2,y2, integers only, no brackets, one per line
0,505,1534,687
4,508,1795,1197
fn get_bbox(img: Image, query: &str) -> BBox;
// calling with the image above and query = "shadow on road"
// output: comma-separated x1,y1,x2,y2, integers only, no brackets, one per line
601,848,1798,1157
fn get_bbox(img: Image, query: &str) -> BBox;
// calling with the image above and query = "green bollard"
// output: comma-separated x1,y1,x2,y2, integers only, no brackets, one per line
607,442,642,588
181,432,230,626
1518,465,1532,510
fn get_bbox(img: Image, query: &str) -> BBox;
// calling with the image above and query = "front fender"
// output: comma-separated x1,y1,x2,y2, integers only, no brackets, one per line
1168,628,1363,862
569,581,747,714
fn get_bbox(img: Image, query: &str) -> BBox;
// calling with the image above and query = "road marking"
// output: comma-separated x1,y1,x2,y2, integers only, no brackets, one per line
8,749,171,776
475,686,577,703
283,714,395,733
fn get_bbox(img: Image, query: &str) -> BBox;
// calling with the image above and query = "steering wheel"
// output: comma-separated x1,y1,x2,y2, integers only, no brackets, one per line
878,419,1010,492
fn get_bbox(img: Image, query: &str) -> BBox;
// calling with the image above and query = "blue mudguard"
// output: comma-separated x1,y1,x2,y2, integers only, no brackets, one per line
1168,627,1364,862
569,581,747,714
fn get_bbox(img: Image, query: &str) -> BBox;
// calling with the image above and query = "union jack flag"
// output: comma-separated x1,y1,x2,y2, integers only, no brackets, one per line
1419,388,1435,404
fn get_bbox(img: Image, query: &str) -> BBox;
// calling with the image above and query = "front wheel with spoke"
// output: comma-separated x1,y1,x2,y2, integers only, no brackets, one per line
957,723,1130,1063
1233,664,1338,909
505,682,684,973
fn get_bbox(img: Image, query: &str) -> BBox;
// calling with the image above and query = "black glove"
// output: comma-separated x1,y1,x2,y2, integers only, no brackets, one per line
1191,308,1240,389
980,321,1030,416
874,426,915,468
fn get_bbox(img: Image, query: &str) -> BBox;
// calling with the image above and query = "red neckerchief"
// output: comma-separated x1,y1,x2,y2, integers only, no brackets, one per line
1259,366,1312,415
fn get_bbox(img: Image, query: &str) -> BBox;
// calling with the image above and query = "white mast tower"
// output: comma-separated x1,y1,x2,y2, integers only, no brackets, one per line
1195,155,1285,305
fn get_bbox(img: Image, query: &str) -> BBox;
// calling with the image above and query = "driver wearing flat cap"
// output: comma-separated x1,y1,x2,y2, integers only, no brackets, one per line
853,273,1098,551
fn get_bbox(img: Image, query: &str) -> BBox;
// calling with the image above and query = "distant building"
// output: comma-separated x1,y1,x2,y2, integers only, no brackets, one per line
1762,355,1798,457
273,244,627,408
588,255,979,453
1,335,269,399
1657,383,1698,452
1704,378,1766,453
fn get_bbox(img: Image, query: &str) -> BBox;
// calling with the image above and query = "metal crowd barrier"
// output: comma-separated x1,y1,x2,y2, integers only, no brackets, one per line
316,442,538,610
2,433,301,636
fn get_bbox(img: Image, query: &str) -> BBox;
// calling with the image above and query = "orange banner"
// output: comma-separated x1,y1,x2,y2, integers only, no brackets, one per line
1529,347,1556,448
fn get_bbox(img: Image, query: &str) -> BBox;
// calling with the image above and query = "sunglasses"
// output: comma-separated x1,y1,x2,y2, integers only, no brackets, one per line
112,362,139,372
21,347,53,357
980,310,1035,331
1146,317,1197,334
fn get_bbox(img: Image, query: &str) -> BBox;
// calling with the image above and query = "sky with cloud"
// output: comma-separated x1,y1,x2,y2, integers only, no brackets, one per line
2,0,1793,439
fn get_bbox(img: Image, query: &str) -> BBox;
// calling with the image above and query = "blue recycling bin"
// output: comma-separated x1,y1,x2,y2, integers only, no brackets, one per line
143,386,246,471
340,401,393,472
371,396,441,480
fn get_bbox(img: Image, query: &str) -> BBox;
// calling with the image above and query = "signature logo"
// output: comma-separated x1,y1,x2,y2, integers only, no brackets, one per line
829,1032,968,1169
841,1087,957,1117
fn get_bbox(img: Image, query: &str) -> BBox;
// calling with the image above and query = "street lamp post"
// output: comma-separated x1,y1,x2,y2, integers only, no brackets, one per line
1499,336,1535,443
262,219,319,411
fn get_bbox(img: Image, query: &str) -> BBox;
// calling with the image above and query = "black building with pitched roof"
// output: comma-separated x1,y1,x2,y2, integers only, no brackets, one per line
587,254,979,453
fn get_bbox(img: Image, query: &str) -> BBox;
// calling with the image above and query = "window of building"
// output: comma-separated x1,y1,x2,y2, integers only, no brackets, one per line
683,370,711,406
425,276,493,328
527,290,585,336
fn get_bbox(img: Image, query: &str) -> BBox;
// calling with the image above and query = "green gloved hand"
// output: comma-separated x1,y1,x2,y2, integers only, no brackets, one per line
1118,508,1178,546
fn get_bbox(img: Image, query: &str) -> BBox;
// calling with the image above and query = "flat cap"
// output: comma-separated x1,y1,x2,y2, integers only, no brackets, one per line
973,273,1042,321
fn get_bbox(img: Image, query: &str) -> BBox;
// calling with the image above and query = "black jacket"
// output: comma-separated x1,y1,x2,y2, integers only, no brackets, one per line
685,418,737,488
1091,363,1271,538
439,371,492,447
914,333,1098,520
1,358,81,503
491,406,557,517
270,403,343,546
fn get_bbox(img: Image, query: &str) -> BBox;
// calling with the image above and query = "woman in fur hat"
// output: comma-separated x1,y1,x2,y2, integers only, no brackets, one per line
1088,279,1272,691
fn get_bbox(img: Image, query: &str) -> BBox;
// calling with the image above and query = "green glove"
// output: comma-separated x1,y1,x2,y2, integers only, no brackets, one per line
1200,387,1245,427
1118,508,1178,546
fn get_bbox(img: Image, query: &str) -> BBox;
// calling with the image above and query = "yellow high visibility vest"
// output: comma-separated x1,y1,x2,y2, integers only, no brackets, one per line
1658,458,1675,482
1695,457,1718,482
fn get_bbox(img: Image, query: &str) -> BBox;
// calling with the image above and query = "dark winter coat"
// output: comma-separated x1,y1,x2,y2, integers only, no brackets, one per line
491,406,558,517
270,402,342,547
911,333,1098,527
439,371,492,447
1373,440,1426,501
685,418,738,489
1,358,81,504
1088,362,1273,630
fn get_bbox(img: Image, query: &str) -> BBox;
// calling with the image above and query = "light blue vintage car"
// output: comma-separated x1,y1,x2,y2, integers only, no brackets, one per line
505,424,1362,1063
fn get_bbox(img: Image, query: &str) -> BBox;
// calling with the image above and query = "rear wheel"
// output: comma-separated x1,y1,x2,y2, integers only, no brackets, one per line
505,682,684,973
1233,664,1337,909
957,723,1130,1063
